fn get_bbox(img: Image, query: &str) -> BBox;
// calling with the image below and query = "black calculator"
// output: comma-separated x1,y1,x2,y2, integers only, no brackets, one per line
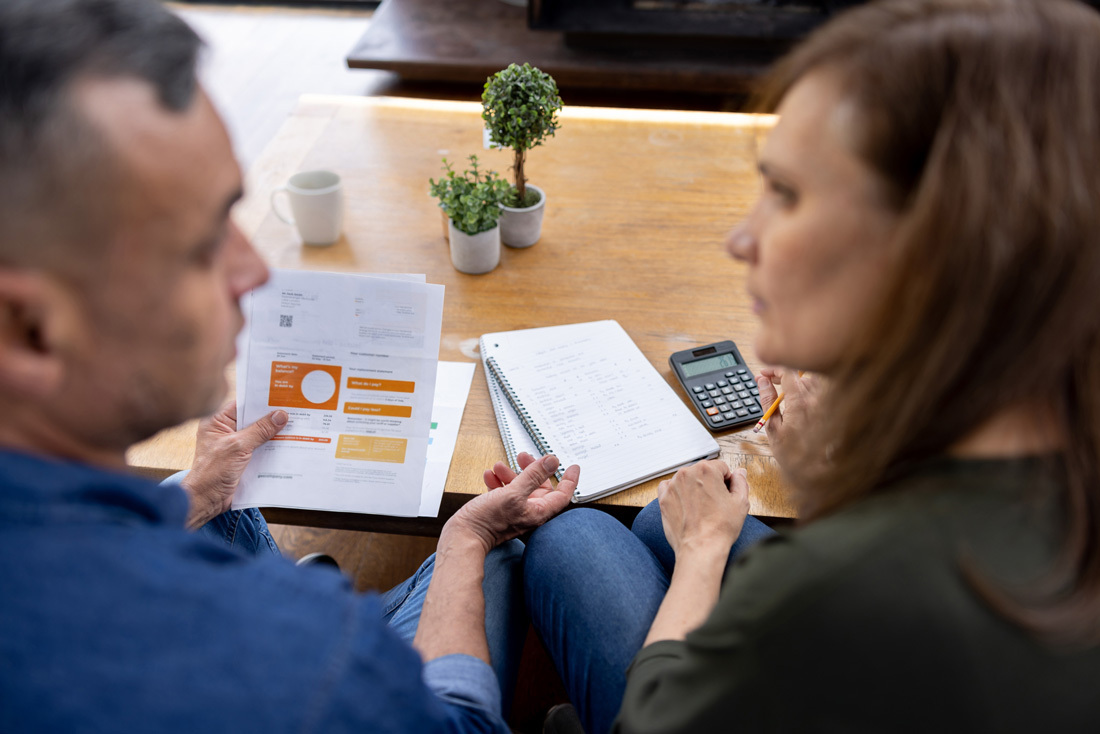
669,341,762,432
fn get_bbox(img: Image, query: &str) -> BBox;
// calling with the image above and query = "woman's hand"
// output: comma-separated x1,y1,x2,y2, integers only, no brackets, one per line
644,461,751,645
657,459,750,558
756,368,821,465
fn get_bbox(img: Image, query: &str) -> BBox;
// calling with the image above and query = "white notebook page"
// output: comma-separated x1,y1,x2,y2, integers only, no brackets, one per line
482,321,718,502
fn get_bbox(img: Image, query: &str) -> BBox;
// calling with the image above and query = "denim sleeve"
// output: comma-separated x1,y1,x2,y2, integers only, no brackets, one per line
422,653,504,725
313,592,511,734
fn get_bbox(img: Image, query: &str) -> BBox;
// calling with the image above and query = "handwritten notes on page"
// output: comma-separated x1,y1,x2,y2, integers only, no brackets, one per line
481,320,719,502
233,269,444,517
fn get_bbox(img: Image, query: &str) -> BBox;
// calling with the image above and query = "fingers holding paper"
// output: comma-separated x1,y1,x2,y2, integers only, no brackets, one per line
454,454,580,552
182,400,288,530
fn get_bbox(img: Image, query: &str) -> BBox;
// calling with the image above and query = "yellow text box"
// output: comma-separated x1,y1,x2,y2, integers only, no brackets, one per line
335,435,408,463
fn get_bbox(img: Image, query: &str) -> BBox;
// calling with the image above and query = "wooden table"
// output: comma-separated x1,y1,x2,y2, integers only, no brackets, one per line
126,94,794,533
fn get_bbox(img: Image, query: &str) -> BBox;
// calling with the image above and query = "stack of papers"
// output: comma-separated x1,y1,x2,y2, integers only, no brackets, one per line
233,269,472,518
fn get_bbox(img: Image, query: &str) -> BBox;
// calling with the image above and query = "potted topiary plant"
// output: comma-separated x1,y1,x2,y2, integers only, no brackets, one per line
482,62,563,248
429,155,510,274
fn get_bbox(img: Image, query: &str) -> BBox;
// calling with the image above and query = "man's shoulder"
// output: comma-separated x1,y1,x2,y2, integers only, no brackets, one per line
0,509,435,732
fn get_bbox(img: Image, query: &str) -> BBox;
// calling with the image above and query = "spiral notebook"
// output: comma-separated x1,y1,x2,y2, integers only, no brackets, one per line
480,320,719,503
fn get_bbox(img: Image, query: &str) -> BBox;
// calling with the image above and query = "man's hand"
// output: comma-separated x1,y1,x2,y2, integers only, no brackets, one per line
414,454,579,665
657,459,749,557
181,400,288,530
447,452,580,553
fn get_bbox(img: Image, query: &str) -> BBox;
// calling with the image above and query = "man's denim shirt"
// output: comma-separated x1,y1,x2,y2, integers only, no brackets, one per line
0,449,506,733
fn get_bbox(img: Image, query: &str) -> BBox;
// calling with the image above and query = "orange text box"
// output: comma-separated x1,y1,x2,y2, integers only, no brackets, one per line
343,403,412,418
269,362,342,411
270,435,332,444
335,435,408,463
346,377,415,393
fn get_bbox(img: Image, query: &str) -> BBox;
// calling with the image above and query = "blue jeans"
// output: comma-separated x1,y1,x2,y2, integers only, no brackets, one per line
523,499,776,734
166,471,526,714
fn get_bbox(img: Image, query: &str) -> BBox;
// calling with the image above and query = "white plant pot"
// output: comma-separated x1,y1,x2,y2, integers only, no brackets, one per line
448,220,500,274
499,184,546,249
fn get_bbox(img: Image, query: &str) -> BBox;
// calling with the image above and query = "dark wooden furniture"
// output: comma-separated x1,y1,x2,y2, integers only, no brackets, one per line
346,0,773,94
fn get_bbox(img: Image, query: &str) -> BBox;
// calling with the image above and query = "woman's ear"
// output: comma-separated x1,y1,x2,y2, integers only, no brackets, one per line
0,268,77,400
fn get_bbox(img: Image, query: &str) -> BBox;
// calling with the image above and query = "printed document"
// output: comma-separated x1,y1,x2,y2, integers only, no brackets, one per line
233,269,444,517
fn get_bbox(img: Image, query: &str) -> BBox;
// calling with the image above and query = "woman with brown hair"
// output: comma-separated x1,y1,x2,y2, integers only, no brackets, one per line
505,0,1100,730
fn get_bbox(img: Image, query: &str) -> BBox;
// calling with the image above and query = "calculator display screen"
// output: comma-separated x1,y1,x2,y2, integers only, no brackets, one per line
681,353,738,378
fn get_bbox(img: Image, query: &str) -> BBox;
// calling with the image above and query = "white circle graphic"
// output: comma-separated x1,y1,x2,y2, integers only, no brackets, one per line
300,369,337,405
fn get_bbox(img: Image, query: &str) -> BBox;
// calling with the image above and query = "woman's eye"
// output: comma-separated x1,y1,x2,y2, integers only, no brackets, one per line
767,180,799,206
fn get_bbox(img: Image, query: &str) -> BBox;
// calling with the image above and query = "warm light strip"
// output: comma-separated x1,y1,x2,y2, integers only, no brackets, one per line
298,94,776,128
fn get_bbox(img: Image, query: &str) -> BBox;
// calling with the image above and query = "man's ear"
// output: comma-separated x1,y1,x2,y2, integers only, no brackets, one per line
0,268,77,400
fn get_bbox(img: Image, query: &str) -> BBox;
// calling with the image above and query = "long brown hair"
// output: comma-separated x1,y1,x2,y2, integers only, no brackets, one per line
758,0,1100,643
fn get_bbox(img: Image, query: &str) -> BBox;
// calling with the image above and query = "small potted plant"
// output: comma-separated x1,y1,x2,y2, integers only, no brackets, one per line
482,62,563,248
429,155,510,274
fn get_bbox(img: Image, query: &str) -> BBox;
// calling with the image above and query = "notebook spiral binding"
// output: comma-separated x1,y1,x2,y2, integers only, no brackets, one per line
485,356,568,485
485,369,520,471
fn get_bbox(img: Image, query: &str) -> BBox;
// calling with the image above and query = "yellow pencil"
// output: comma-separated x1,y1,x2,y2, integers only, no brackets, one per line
752,371,804,434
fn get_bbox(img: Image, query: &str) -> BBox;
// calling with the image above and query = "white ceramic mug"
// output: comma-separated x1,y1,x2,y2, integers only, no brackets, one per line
271,170,343,246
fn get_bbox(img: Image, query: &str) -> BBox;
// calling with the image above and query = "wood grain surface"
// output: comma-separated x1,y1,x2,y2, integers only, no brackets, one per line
126,95,797,529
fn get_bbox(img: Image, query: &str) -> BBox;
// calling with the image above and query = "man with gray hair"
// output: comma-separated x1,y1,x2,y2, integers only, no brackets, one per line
0,1,579,730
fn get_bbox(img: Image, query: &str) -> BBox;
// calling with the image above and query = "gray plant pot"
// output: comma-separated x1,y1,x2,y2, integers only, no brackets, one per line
499,184,545,249
448,220,500,274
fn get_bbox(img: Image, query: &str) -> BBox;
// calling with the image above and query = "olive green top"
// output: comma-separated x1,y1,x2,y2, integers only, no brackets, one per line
616,457,1100,733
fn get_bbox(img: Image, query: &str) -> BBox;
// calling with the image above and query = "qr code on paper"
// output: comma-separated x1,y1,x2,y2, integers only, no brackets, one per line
279,314,293,328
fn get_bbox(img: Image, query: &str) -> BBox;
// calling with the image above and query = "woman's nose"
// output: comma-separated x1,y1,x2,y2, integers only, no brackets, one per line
725,222,757,263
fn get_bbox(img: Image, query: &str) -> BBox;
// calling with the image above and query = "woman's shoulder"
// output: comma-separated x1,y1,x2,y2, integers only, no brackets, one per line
705,455,1064,642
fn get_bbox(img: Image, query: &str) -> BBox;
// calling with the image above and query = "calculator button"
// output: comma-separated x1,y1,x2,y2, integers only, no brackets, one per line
695,391,708,400
737,367,748,374
751,388,760,396
738,390,750,398
730,382,743,390
705,407,719,416
731,400,743,409
714,397,726,405
736,408,749,417
742,397,755,407
716,380,728,387
749,405,761,414
708,390,720,398
701,401,713,408
720,387,733,395
692,386,704,393
704,383,716,390
711,414,725,423
724,371,736,378
720,404,734,413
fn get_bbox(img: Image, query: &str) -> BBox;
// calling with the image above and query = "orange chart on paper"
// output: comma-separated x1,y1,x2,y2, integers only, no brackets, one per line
335,435,408,463
344,403,412,418
269,361,342,411
347,377,415,393
270,435,332,444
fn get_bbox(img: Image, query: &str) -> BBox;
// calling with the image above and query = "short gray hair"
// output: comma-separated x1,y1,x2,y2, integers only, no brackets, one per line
0,0,203,268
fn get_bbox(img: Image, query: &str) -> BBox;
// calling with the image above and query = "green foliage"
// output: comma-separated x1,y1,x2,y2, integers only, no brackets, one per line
482,63,563,154
428,155,510,236
482,63,562,203
504,186,542,208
